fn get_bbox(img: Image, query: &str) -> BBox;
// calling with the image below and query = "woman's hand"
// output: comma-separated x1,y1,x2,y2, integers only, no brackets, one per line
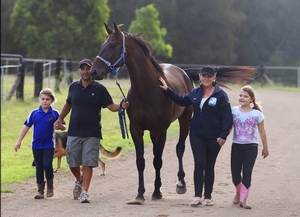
217,137,226,146
159,77,168,91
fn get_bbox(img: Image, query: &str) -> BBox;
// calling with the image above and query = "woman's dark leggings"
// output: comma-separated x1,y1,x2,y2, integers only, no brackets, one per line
231,143,258,188
190,135,221,199
32,148,55,184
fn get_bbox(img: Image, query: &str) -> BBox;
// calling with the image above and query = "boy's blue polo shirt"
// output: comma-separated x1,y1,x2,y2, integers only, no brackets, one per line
24,106,61,149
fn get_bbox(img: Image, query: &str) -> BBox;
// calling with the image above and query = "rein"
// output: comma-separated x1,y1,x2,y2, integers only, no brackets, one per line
113,75,129,141
115,77,130,143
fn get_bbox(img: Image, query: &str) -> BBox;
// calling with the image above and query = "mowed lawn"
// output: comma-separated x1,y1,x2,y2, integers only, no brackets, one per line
2,74,298,192
1,75,181,192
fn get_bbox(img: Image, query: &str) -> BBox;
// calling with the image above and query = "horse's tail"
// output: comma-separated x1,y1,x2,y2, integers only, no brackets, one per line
185,66,257,88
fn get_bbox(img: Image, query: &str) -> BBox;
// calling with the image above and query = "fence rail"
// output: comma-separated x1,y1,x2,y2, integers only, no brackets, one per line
1,54,300,102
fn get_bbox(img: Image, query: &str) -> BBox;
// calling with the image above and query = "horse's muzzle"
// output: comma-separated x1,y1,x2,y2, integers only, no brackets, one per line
90,69,97,77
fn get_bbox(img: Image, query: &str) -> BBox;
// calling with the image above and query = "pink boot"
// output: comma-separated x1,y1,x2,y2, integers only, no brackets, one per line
240,183,251,209
233,182,241,205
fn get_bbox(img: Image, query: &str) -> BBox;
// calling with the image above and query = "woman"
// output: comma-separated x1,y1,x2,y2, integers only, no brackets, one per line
159,66,233,206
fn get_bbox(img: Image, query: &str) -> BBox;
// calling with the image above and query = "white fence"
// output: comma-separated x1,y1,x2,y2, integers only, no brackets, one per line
1,54,300,102
1,54,80,101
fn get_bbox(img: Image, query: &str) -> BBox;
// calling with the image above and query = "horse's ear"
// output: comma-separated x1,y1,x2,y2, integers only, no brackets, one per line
117,24,124,29
104,23,113,35
113,22,120,35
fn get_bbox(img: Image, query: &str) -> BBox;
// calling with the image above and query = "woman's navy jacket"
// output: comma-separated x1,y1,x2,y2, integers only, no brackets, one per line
165,83,233,140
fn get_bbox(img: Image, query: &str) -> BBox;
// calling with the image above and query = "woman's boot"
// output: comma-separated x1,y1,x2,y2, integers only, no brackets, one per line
34,181,45,199
233,182,241,205
46,178,54,197
240,183,251,209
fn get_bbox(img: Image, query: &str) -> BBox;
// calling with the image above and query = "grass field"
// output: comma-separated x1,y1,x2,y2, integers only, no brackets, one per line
1,75,181,192
1,74,299,192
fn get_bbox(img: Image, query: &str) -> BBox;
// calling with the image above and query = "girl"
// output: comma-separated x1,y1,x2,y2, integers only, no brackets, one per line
231,85,269,209
14,88,66,199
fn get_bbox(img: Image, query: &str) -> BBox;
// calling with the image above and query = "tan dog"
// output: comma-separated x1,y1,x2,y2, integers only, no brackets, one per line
32,132,122,176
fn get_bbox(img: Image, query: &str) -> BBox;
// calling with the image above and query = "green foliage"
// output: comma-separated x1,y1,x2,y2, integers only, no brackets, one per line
1,0,19,53
2,0,300,67
128,4,172,58
234,0,300,66
9,0,110,60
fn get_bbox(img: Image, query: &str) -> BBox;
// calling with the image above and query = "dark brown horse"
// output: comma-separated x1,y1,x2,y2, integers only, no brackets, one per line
90,23,256,203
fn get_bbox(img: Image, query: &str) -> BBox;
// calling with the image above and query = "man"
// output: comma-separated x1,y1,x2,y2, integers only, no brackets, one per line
54,59,129,203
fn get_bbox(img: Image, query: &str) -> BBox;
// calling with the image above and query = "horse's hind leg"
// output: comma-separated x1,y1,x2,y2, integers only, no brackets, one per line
176,107,192,194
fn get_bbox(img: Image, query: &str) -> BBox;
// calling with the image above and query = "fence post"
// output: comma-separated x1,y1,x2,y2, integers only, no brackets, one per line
66,58,72,85
16,61,25,100
54,58,61,92
298,68,300,88
34,62,43,98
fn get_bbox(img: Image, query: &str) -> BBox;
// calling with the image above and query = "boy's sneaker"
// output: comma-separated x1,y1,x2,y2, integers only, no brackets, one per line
73,181,82,200
80,192,90,203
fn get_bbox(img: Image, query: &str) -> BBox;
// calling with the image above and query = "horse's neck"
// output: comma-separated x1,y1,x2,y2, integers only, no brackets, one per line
126,59,159,91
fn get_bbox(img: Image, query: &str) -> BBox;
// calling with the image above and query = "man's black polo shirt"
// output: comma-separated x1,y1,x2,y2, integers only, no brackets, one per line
66,80,114,138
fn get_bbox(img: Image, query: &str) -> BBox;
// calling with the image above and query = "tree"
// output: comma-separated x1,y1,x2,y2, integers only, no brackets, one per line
154,0,246,65
234,0,300,66
1,0,21,54
128,4,172,59
9,0,110,60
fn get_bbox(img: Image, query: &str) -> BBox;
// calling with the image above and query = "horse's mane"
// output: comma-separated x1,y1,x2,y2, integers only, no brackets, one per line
125,32,164,74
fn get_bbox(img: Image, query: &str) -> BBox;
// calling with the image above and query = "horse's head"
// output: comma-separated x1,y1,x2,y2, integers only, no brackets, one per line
90,23,126,80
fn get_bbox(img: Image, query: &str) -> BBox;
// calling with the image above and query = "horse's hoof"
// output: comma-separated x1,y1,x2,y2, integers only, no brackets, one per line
127,195,145,205
151,192,162,200
136,195,145,202
127,200,144,205
176,185,187,194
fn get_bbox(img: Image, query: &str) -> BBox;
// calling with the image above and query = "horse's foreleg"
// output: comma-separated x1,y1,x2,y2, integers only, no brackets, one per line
132,130,146,202
152,155,163,200
151,132,166,200
135,148,145,201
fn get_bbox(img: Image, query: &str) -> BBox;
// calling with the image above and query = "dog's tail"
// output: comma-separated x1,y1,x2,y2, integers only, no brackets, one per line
100,145,122,159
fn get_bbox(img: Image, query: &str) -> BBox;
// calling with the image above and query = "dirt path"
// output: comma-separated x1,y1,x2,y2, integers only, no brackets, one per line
2,89,300,217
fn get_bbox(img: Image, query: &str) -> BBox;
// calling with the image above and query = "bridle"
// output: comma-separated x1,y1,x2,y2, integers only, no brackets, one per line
95,31,126,76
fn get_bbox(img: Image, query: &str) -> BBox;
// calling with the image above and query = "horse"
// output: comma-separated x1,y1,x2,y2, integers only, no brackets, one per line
90,23,257,203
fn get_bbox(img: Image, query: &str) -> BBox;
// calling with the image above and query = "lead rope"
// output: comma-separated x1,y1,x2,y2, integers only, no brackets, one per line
114,76,130,143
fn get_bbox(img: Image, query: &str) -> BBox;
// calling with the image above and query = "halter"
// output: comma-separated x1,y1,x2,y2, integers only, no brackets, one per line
96,31,126,76
96,31,129,142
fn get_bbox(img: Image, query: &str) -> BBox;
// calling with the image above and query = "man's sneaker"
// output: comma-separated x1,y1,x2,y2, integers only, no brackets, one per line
204,199,214,206
80,192,90,203
73,181,82,200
